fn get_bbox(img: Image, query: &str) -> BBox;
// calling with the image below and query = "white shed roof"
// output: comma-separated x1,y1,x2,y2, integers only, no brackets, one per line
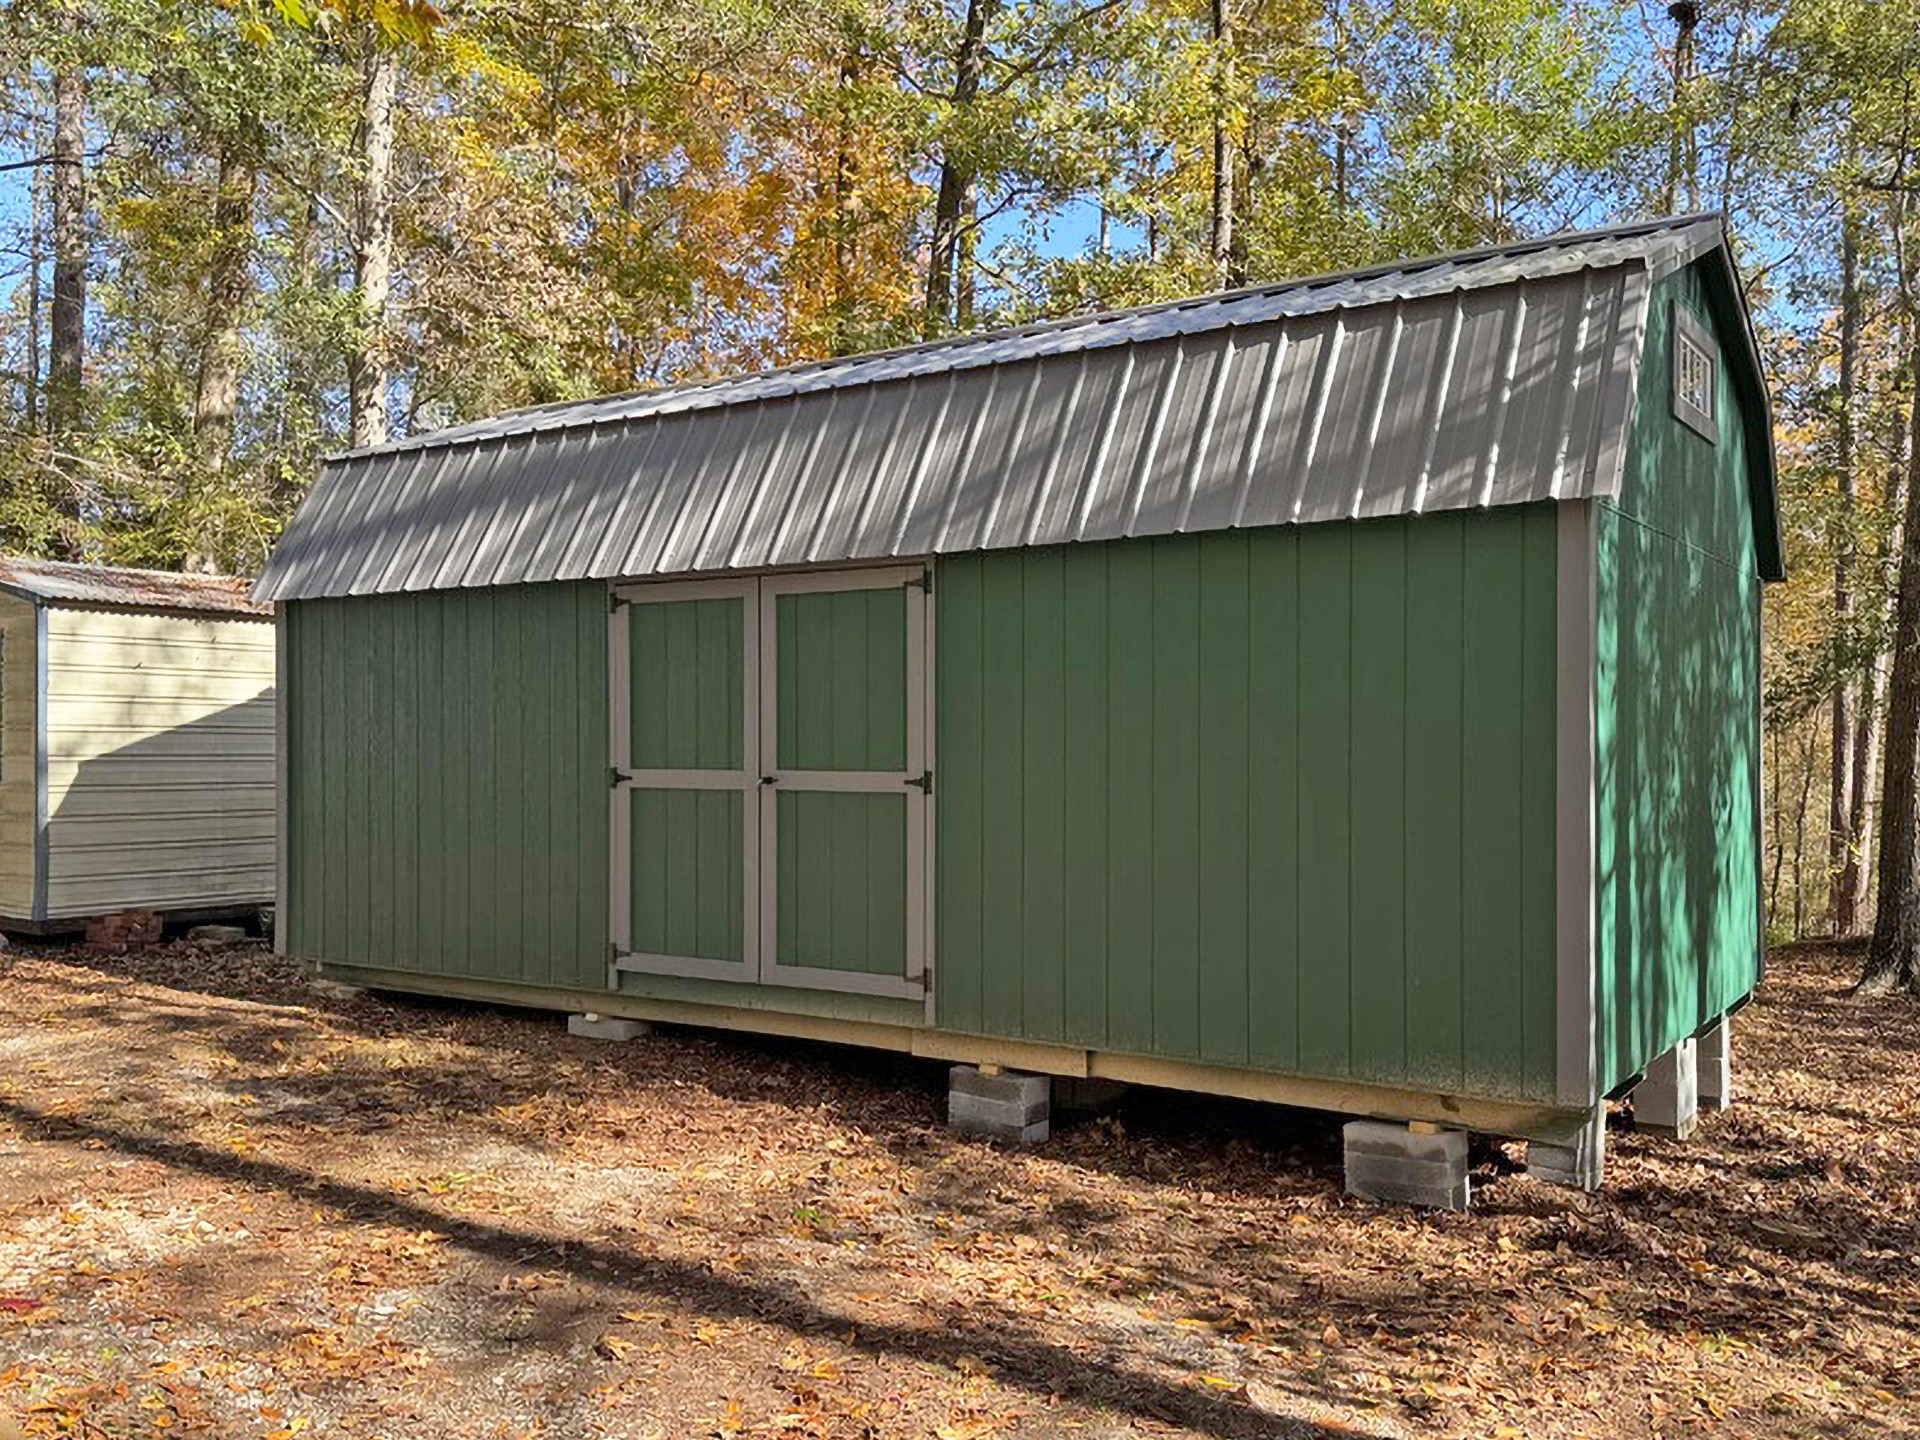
0,558,271,617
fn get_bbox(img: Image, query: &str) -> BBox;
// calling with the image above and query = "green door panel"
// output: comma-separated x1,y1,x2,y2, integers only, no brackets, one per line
630,787,744,962
620,585,754,980
630,595,743,769
775,790,907,975
775,586,906,770
766,572,924,996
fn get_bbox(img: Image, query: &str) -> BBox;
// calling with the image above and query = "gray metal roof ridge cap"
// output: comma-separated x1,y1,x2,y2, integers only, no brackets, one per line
320,214,1722,467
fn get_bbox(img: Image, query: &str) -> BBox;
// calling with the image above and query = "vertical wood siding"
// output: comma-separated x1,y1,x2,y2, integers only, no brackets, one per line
775,588,907,771
936,513,1560,1101
775,790,907,974
283,582,608,989
630,597,742,768
1594,263,1763,1095
630,789,743,961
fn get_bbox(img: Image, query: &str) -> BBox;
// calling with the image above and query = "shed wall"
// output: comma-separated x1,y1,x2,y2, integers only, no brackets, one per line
41,606,276,918
282,516,1564,1101
935,513,1561,1102
282,582,608,989
1593,261,1763,1095
0,595,38,917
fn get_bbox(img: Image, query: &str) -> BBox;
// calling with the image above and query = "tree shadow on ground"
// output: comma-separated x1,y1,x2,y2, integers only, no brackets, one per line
0,1095,1397,1440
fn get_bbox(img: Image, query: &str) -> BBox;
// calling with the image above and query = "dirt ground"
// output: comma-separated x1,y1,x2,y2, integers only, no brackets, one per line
0,940,1913,1440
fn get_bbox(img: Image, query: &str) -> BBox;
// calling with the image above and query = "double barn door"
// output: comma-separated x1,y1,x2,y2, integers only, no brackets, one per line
609,567,929,1000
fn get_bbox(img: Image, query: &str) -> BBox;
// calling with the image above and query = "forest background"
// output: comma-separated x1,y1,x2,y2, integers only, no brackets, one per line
4,0,1917,961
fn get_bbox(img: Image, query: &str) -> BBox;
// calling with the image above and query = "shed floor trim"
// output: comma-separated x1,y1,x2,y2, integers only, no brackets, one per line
308,961,1591,1143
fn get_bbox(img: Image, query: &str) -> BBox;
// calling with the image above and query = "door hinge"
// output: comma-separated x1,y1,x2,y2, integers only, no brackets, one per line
908,570,931,594
611,766,632,787
609,590,629,613
906,769,932,794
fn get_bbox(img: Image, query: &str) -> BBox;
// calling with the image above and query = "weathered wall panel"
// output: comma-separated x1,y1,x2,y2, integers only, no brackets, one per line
1593,262,1763,1094
936,515,1560,1101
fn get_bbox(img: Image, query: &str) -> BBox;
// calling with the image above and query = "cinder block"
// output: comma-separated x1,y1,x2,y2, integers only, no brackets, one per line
1635,1037,1698,1138
1697,1016,1733,1110
309,978,366,1001
948,1066,1050,1142
1342,1121,1470,1210
568,1013,652,1042
1529,1107,1606,1191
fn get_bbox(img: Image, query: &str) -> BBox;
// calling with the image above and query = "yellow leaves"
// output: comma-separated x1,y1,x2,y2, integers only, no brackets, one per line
597,1333,636,1361
934,1416,1009,1440
434,31,542,102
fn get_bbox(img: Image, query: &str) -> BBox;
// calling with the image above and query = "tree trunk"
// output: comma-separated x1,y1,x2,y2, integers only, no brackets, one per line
1793,718,1817,940
1665,1,1699,213
25,155,43,433
955,180,978,328
348,41,398,450
1831,204,1862,935
1208,0,1236,286
47,19,86,440
193,146,257,473
923,0,994,338
1849,646,1889,925
1767,729,1785,928
186,141,258,572
1860,312,1920,994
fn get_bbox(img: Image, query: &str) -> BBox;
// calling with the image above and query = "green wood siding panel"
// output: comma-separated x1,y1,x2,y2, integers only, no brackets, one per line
282,582,609,990
631,596,742,770
1592,264,1763,1097
1060,555,1112,1046
775,587,905,770
775,790,907,974
936,516,1559,1100
631,788,743,961
1402,522,1465,1086
1245,533,1301,1073
1294,529,1352,1079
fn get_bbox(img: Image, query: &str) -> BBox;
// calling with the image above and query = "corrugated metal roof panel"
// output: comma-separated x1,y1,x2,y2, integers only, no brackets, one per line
257,214,1755,602
0,558,271,616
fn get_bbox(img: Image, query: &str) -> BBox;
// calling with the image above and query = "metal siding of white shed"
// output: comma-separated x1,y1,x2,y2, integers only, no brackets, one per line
0,595,39,918
40,607,276,918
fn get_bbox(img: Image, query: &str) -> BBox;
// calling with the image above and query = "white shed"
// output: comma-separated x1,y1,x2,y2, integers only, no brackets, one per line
0,559,275,932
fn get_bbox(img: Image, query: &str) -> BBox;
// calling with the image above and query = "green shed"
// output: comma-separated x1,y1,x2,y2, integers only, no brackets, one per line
255,214,1780,1203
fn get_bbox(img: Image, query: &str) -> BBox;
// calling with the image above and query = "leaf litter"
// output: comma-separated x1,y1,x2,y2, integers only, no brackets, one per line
0,937,1912,1437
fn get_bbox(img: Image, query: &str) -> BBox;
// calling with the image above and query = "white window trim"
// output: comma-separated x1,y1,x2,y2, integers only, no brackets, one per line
1672,300,1719,443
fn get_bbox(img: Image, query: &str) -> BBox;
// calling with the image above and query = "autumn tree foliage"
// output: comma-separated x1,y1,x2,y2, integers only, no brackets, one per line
2,0,1919,985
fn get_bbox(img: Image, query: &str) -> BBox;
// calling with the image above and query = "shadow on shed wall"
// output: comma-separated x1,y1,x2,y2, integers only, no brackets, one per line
46,688,276,919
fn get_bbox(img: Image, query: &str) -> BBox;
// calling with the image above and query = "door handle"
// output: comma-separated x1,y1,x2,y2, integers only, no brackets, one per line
760,775,778,786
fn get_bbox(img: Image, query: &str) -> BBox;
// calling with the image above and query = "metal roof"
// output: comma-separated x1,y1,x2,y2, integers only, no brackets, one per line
256,213,1778,602
0,557,272,617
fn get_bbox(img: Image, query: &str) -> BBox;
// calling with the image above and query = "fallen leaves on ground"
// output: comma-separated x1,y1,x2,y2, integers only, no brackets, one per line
0,938,1913,1437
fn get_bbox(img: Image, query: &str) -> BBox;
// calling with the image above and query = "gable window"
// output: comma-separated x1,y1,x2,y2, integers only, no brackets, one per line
1672,301,1719,442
